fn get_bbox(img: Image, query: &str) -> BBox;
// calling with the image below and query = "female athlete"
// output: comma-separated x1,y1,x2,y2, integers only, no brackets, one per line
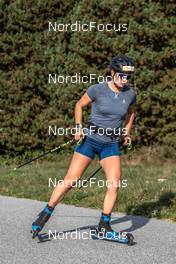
31,55,136,243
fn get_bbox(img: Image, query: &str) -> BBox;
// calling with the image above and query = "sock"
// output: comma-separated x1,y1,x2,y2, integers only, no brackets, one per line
100,212,111,222
47,204,54,211
43,204,54,215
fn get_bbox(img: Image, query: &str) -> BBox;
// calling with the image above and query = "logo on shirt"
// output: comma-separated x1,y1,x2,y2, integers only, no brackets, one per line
122,99,126,104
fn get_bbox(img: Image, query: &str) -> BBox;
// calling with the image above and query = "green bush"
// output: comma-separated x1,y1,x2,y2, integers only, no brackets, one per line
0,0,175,155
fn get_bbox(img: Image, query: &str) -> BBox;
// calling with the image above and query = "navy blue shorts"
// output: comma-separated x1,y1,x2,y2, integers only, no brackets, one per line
74,136,121,160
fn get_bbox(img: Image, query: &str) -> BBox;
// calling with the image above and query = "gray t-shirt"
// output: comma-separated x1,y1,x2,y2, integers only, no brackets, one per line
84,81,136,143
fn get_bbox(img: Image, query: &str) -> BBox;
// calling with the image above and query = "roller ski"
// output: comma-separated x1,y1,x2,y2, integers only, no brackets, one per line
31,204,54,239
90,213,134,246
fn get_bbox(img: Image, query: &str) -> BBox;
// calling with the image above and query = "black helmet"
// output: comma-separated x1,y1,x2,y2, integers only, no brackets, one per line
110,55,135,75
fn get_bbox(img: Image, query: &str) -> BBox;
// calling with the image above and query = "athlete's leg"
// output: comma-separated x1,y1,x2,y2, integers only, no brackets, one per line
100,156,121,214
92,155,134,244
48,152,92,207
31,149,93,236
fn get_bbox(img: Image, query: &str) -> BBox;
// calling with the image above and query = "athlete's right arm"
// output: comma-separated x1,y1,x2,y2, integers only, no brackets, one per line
74,92,93,141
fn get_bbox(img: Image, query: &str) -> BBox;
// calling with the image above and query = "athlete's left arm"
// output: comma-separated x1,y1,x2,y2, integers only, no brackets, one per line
124,104,136,135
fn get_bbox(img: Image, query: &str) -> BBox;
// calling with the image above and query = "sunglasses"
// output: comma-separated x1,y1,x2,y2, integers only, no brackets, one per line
116,73,131,81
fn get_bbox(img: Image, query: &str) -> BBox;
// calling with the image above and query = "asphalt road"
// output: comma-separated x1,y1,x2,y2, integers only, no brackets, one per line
0,195,176,264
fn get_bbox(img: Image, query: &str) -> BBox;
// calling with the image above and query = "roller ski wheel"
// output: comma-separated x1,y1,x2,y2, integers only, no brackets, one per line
126,233,134,246
31,204,54,239
90,227,135,246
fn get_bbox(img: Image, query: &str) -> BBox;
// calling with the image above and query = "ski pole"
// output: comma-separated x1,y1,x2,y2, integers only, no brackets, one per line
14,138,80,170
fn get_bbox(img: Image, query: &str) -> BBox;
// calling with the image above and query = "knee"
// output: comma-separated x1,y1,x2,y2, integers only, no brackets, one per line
106,180,120,195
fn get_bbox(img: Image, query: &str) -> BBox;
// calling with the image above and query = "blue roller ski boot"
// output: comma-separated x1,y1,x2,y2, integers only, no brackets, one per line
90,212,134,246
31,204,54,238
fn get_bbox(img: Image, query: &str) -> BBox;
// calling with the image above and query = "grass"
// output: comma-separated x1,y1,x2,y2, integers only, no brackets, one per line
0,150,176,221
